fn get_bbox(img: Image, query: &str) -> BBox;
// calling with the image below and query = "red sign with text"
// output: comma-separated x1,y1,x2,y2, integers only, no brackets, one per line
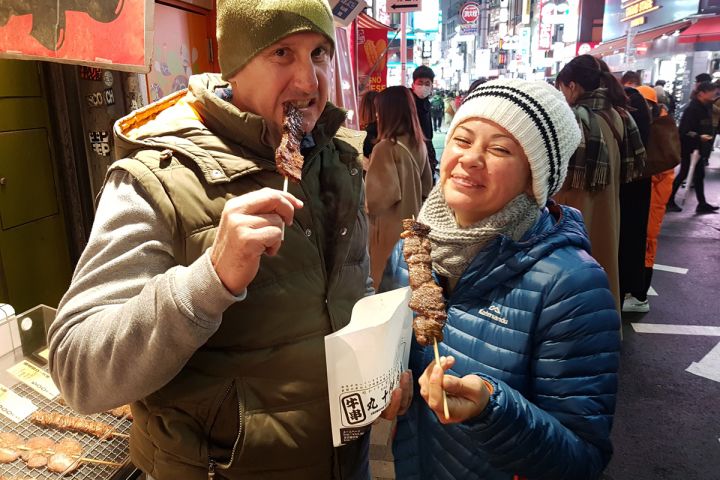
0,0,151,71
461,2,481,23
358,27,389,92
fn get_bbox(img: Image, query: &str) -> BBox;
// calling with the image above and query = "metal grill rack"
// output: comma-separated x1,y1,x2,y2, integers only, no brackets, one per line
0,380,131,479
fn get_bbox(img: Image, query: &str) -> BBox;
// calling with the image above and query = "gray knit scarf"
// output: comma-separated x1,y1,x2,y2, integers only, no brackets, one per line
417,185,540,279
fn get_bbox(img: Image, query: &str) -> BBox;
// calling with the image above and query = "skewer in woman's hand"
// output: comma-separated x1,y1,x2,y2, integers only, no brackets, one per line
418,355,492,424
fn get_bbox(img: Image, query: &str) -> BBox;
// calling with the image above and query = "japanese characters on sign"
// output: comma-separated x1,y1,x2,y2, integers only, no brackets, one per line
326,287,413,447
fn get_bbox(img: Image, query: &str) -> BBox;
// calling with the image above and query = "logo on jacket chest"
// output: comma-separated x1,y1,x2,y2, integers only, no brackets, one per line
478,304,509,325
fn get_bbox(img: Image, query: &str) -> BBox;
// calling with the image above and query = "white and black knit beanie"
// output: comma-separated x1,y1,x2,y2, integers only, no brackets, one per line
447,79,581,207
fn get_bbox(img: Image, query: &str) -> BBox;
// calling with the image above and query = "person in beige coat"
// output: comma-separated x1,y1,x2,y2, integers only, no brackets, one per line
366,86,433,289
554,56,646,311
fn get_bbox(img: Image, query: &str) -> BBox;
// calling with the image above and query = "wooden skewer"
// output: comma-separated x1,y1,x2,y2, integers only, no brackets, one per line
281,176,289,240
410,215,449,419
433,337,450,420
76,456,124,467
14,445,124,468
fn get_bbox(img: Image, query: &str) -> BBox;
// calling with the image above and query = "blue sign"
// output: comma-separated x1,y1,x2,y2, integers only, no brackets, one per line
602,0,700,42
332,0,361,20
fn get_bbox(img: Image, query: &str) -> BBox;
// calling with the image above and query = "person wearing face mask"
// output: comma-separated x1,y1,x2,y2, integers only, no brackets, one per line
380,79,620,480
47,1,382,478
411,65,438,181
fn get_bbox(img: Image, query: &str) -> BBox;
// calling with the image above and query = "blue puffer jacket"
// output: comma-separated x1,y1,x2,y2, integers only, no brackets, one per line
381,203,621,480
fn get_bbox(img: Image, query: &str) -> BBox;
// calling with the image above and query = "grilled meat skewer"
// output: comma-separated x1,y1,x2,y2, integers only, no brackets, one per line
275,103,304,182
401,219,447,346
29,411,115,439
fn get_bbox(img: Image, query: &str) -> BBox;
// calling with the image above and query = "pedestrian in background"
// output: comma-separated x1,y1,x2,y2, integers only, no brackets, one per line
430,91,444,133
619,71,653,313
381,79,620,480
359,90,379,164
411,65,438,176
366,86,432,290
623,86,681,312
443,92,456,130
554,55,646,310
667,81,719,214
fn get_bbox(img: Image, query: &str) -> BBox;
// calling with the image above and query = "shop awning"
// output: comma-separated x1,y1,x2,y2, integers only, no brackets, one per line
357,13,395,31
591,20,692,57
590,37,626,57
633,21,691,45
679,17,720,44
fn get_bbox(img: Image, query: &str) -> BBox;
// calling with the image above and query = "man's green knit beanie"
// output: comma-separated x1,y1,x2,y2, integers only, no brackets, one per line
217,0,336,80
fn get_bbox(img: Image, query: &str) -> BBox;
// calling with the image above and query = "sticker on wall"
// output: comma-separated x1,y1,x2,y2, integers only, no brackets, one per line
86,92,104,108
103,70,114,87
89,131,111,156
79,66,103,81
104,88,115,106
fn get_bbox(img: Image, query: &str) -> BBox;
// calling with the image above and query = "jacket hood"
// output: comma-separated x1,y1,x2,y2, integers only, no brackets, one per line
113,73,349,184
454,202,591,296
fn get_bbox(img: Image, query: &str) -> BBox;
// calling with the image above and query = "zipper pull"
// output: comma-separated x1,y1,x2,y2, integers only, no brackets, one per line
208,459,216,479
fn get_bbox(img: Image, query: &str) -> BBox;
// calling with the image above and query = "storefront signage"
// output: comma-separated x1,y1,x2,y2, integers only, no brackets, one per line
461,2,481,23
0,0,153,72
602,0,700,42
522,0,532,24
576,42,598,56
537,1,556,51
387,0,423,13
357,27,389,92
700,0,720,13
331,0,368,27
460,23,479,35
621,0,660,27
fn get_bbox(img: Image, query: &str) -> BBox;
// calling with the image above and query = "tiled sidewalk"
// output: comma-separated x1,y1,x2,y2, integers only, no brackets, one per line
369,418,396,479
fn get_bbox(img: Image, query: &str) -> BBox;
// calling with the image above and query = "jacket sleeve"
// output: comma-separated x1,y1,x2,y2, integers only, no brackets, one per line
679,104,701,152
420,149,433,200
628,90,652,146
461,262,621,480
48,170,241,414
366,141,402,215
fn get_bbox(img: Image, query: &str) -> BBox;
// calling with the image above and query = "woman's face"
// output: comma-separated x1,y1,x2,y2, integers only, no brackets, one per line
558,81,582,105
440,118,532,227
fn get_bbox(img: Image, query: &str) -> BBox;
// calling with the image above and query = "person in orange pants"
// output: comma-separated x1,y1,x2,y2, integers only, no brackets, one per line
625,86,680,312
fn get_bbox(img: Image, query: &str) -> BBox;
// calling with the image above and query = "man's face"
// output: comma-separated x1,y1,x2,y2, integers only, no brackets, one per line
412,77,433,99
228,32,332,143
697,89,717,104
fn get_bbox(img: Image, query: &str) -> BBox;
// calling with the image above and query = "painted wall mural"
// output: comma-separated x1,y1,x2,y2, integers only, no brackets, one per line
146,3,213,102
0,0,152,71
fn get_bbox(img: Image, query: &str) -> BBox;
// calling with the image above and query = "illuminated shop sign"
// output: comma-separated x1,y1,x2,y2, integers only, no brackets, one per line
602,0,699,41
621,0,660,27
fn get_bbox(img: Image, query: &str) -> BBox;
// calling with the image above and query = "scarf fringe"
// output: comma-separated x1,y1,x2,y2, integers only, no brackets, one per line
568,164,609,192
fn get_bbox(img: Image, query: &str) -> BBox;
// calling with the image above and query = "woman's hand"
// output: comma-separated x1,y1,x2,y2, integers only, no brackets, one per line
380,370,413,420
418,356,491,424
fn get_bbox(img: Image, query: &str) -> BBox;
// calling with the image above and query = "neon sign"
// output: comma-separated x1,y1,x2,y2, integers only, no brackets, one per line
621,0,661,27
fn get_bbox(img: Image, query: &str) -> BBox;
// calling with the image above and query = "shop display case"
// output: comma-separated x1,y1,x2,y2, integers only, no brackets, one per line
0,304,140,479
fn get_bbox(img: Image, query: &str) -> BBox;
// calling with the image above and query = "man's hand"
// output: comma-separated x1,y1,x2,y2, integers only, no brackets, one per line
418,356,491,424
380,370,412,420
211,188,303,295
700,134,714,142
